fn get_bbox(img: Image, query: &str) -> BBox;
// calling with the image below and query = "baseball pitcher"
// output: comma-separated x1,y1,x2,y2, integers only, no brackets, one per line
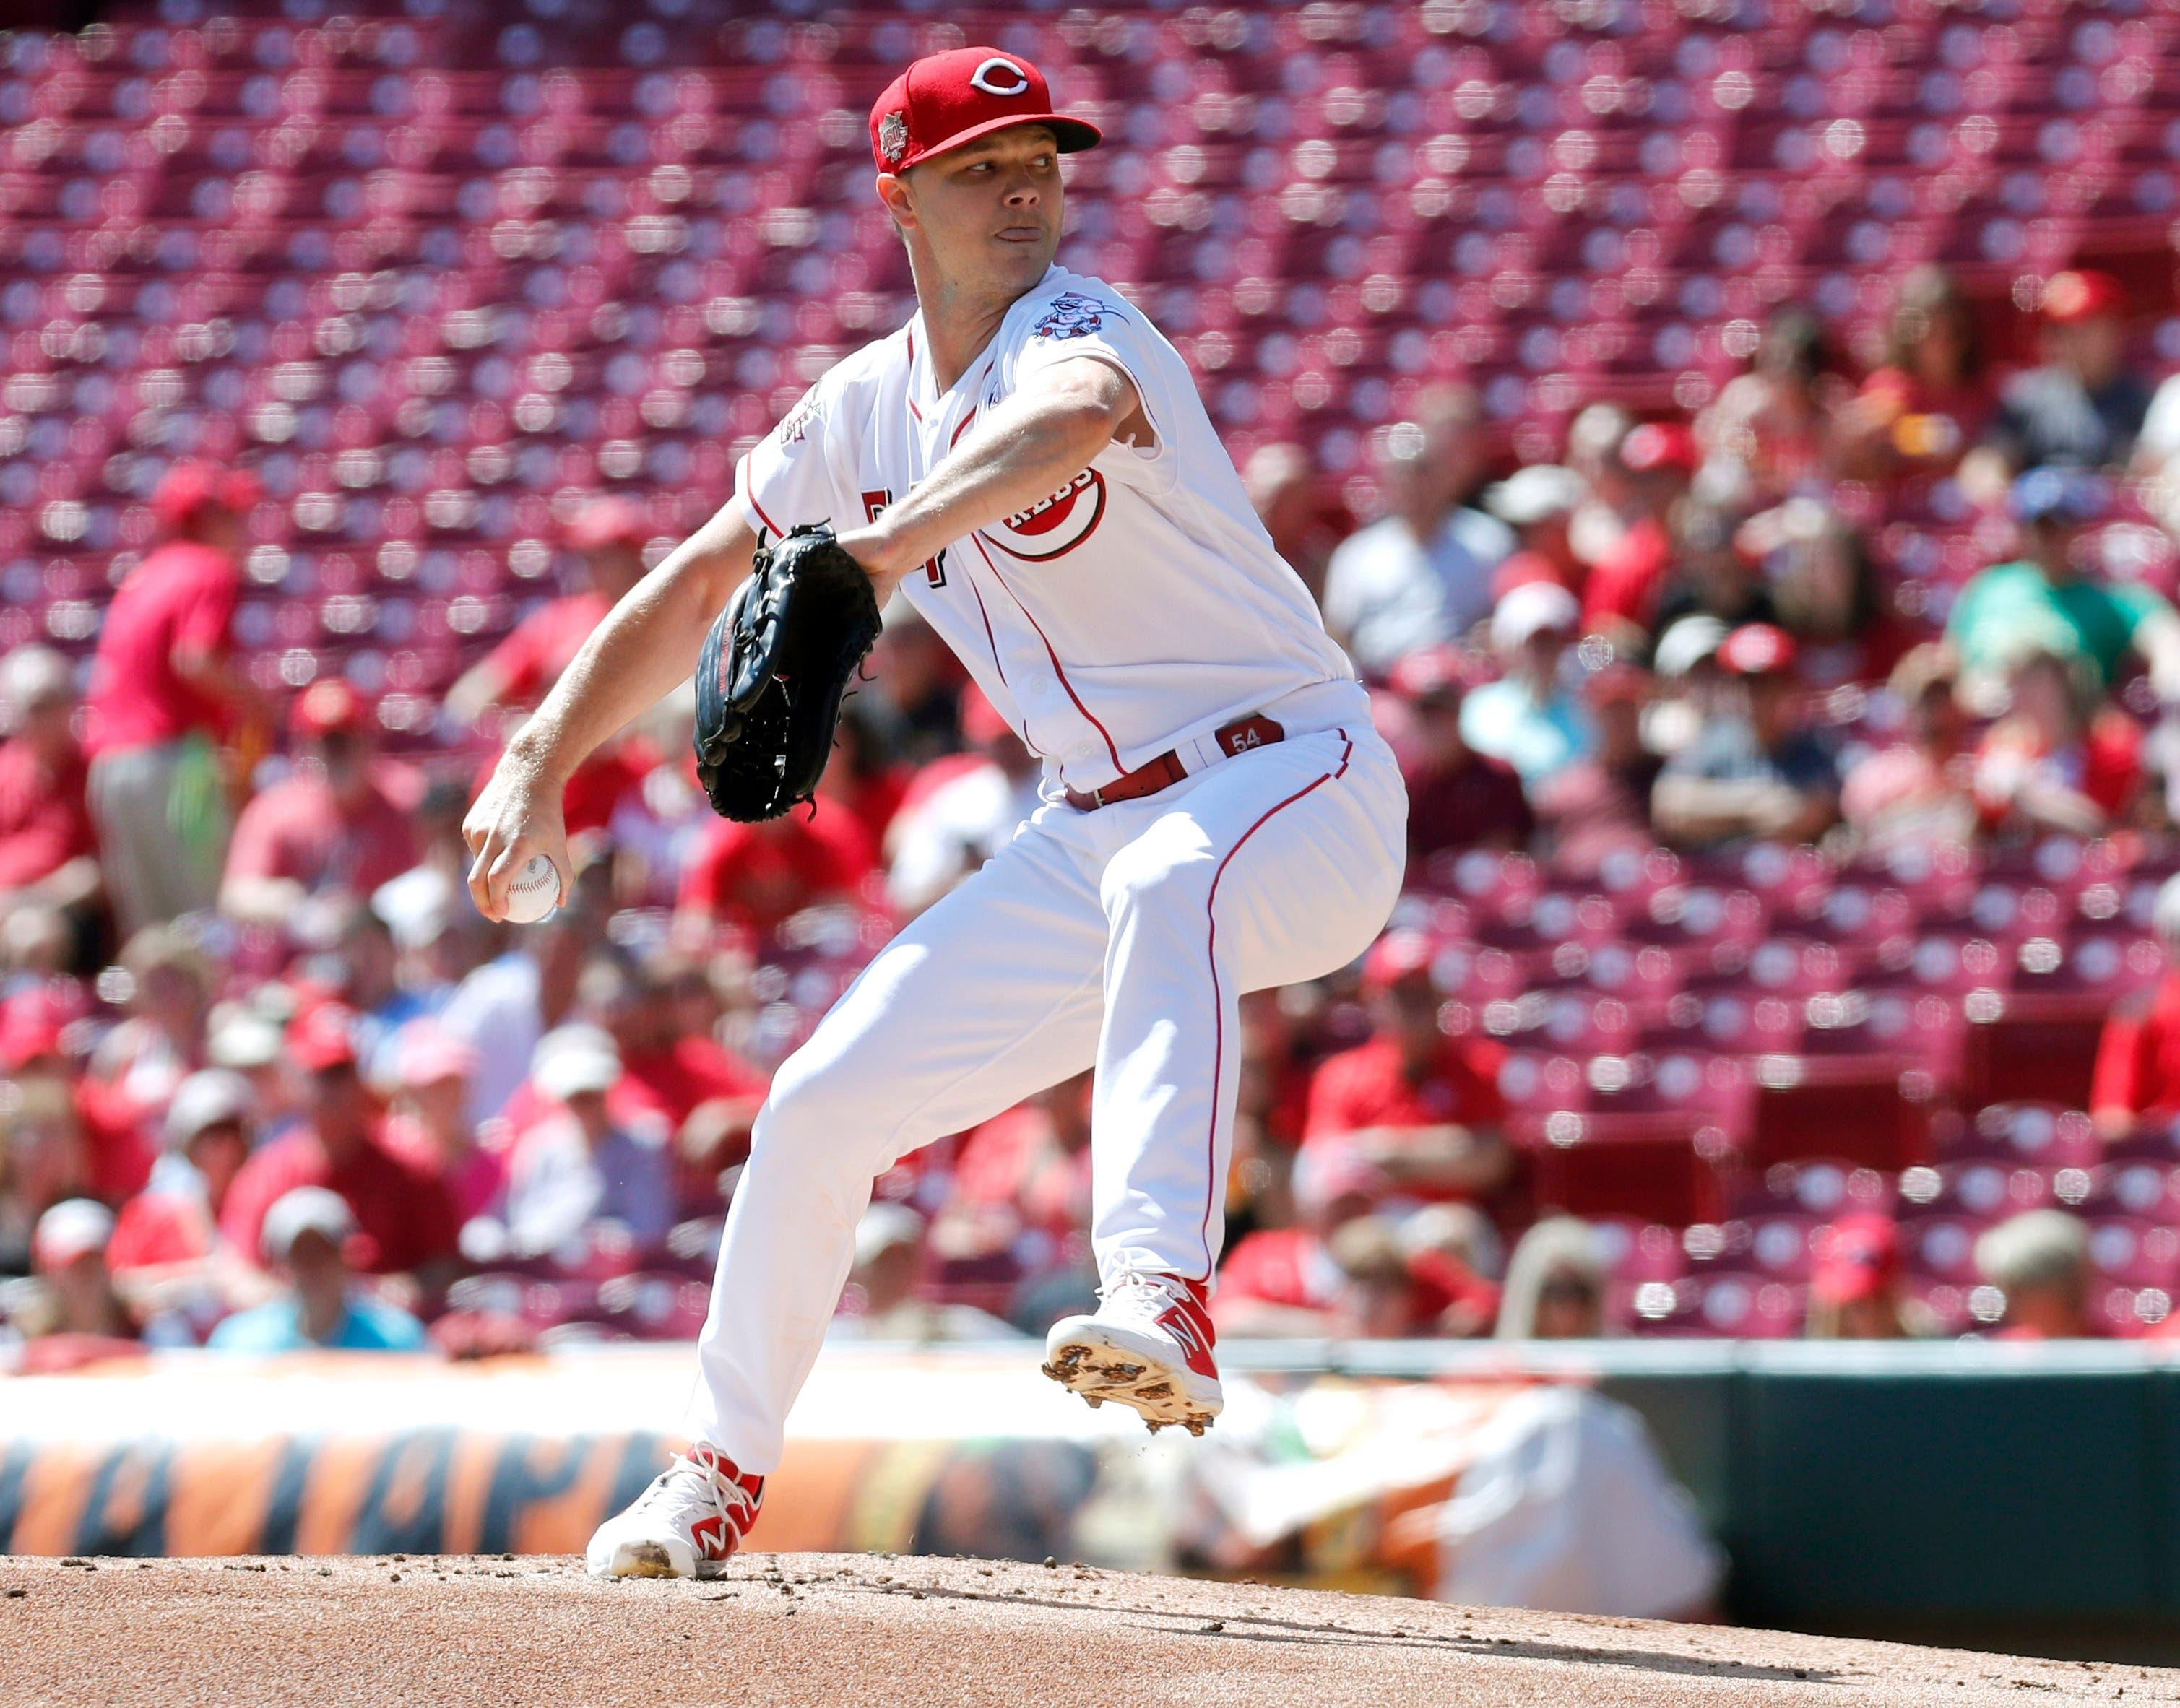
464,46,1407,1578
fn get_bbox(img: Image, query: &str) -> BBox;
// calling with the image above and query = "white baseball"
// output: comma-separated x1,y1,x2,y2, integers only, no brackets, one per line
501,853,562,924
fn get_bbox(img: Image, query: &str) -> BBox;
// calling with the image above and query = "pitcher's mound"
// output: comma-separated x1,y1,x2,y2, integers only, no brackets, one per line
3,1553,2171,1708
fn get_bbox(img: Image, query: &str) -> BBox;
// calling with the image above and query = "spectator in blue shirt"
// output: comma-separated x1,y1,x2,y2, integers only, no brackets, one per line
1461,581,1597,788
207,1186,428,1353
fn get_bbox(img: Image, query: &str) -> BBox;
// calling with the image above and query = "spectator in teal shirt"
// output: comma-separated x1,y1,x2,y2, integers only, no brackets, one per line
207,1186,429,1353
1947,469,2180,706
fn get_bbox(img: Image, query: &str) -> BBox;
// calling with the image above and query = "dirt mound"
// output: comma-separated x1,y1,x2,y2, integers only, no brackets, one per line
3,1553,2173,1707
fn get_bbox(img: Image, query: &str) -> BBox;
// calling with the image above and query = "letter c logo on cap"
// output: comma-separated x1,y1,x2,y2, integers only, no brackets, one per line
969,57,1031,96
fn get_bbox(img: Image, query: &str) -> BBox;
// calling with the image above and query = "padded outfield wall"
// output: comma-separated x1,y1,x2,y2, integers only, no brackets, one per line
7,1340,2180,1661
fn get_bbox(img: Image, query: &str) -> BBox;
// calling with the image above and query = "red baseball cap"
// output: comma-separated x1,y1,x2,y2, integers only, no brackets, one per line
1717,622,1799,678
566,498,649,553
150,461,261,531
290,677,368,741
1620,421,1700,477
2042,269,2127,325
1388,644,1478,705
290,1002,362,1073
869,48,1101,174
1811,1212,1902,1306
1362,929,1437,993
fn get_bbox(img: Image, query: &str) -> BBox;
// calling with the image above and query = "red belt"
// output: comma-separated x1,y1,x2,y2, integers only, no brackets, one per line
1065,714,1285,812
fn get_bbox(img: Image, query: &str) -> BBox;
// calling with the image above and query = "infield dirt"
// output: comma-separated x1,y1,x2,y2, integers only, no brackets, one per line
4,1553,2176,1707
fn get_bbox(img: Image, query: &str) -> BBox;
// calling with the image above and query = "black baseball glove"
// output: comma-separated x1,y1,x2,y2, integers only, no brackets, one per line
693,522,884,823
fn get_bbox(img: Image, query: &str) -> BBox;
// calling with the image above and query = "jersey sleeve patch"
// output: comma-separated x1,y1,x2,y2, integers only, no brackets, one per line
1031,291,1113,342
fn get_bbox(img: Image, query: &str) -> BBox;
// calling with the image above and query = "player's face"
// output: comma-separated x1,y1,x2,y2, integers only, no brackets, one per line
899,125,1063,295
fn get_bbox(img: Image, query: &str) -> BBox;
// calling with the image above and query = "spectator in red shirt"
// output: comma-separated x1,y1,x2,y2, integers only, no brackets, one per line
1298,931,1515,1205
446,498,649,727
1582,422,1697,643
1974,1210,2097,1340
108,1067,254,1283
935,1071,1095,1281
1384,646,1534,872
676,805,877,942
2092,872,2180,1138
217,1005,459,1283
446,500,660,844
82,463,267,935
4,984,155,1205
0,646,100,932
220,679,422,927
579,948,768,1205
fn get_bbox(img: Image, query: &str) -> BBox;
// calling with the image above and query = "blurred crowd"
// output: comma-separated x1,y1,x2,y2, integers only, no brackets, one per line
12,259,2180,1366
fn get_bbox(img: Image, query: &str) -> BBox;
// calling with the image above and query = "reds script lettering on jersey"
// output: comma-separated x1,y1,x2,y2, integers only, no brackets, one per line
683,265,1409,1470
734,266,1357,797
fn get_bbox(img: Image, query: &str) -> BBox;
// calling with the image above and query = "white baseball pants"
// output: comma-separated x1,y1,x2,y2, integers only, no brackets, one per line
683,694,1407,1470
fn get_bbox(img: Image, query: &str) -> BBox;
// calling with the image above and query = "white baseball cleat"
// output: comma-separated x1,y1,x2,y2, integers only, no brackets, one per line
1042,1272,1223,1436
584,1442,764,1579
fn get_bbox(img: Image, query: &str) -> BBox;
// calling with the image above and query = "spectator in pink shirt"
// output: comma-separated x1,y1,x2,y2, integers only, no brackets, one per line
220,679,421,927
379,1023,503,1228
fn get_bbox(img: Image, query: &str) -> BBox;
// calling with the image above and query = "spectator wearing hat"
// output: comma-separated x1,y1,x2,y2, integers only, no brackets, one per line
1529,665,1665,877
1483,464,1588,594
207,1186,428,1353
0,645,100,940
1841,644,1978,855
445,498,650,730
1384,646,1533,867
1495,1217,1609,1340
82,462,268,936
447,500,663,844
106,1067,254,1288
1323,386,1514,677
1581,420,1698,640
218,680,422,927
502,1027,673,1256
1973,269,2150,484
1971,645,2142,839
217,1004,459,1283
379,1023,502,1226
1214,1137,1388,1337
2091,872,2180,1140
9,1197,138,1350
1296,932,1515,1210
831,1202,1018,1341
1242,441,1343,610
1805,1213,1930,1340
1946,468,2180,706
1461,581,1596,789
1653,623,1838,850
1974,1210,2097,1340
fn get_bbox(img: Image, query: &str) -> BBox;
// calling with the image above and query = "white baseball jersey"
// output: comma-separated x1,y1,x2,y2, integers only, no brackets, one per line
733,264,1358,793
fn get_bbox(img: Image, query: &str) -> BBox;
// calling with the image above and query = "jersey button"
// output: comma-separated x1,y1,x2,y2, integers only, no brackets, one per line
1022,671,1055,698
